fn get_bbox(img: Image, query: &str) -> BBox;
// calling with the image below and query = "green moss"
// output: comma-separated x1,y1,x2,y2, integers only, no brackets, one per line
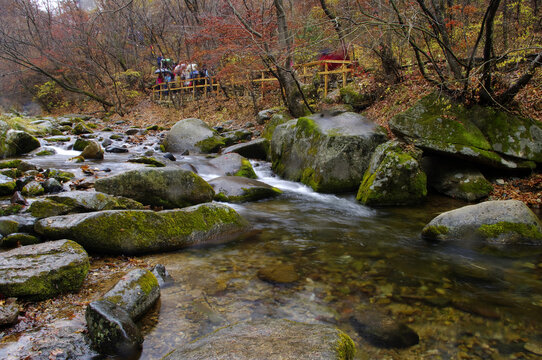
146,125,159,131
1,233,40,247
0,169,20,179
0,204,23,216
477,222,542,241
195,135,226,153
296,117,321,137
36,150,55,156
336,331,356,360
136,270,158,295
110,134,123,140
234,158,257,179
29,199,72,218
421,225,449,241
44,137,70,142
0,180,16,196
0,159,22,169
262,114,290,140
127,157,166,167
72,123,93,135
73,138,91,151
47,169,75,182
457,178,493,198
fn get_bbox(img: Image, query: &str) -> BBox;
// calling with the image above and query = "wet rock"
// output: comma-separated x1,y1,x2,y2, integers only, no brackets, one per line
271,112,386,193
0,214,36,234
0,298,19,326
102,269,160,320
73,138,91,151
209,153,257,178
35,148,56,156
356,141,427,206
1,232,40,247
44,168,75,183
350,311,419,348
421,200,542,245
222,129,252,146
80,141,104,160
94,167,214,209
21,180,44,196
45,136,71,143
222,138,270,161
163,118,225,154
151,264,174,287
162,319,355,360
1,130,41,158
163,152,176,161
209,176,282,203
257,108,276,124
85,300,142,357
0,174,16,195
0,218,20,236
42,178,63,193
17,161,37,172
35,203,249,255
421,156,493,201
101,138,113,147
0,239,89,300
257,264,299,284
105,146,129,153
72,123,93,135
127,156,165,167
10,191,27,205
125,128,140,135
29,190,144,218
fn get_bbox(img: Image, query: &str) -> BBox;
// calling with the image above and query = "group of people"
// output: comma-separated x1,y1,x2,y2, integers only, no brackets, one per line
155,55,211,92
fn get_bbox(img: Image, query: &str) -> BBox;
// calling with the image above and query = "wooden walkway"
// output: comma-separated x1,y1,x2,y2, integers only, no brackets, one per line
151,60,356,105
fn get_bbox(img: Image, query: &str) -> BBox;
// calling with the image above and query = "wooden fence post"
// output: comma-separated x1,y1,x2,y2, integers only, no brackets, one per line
324,62,329,97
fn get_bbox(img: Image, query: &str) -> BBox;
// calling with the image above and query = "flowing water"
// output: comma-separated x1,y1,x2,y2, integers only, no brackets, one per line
3,132,542,359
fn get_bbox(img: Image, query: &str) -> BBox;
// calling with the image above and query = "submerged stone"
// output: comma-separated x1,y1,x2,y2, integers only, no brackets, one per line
162,319,355,360
257,264,299,284
350,311,419,349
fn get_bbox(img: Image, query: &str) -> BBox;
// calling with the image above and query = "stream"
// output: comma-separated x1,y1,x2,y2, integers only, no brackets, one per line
2,130,542,359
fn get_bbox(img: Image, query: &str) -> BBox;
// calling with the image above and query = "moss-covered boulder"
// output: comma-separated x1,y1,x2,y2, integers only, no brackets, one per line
35,203,249,254
73,138,91,151
421,200,542,245
262,113,290,140
271,112,386,193
21,180,44,197
209,176,282,203
80,141,104,160
163,118,225,154
389,93,541,169
0,239,89,300
102,269,160,320
222,138,270,161
356,141,427,206
162,319,355,360
94,167,214,209
127,156,165,167
0,174,16,196
339,85,375,111
29,190,145,218
209,153,257,179
222,129,252,146
421,156,493,202
45,168,76,183
72,122,93,135
1,233,40,247
1,130,41,158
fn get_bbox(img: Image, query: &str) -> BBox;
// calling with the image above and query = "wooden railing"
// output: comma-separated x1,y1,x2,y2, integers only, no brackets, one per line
151,59,355,102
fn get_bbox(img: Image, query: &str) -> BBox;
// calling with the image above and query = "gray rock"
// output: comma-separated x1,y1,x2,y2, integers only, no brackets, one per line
151,264,174,287
163,118,225,154
80,141,104,160
125,128,140,135
222,138,270,160
208,153,257,178
421,156,493,202
0,214,36,234
85,300,142,357
72,123,93,135
209,176,282,203
421,200,542,245
22,181,44,196
43,178,63,194
0,217,19,236
105,146,129,153
94,167,214,209
162,319,355,360
271,112,386,193
29,190,144,218
0,174,16,195
1,130,41,158
1,233,40,247
0,298,19,326
35,203,249,255
257,108,276,124
103,269,160,320
350,311,419,348
222,129,252,146
356,141,427,206
73,138,91,151
0,240,89,300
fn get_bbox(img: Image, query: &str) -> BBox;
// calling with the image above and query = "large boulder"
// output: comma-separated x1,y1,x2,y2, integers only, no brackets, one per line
222,138,270,160
1,130,41,158
29,191,145,218
389,93,541,169
421,156,493,202
209,176,282,203
163,118,225,154
94,167,214,209
35,203,249,254
356,141,427,206
421,200,542,245
162,319,355,360
208,153,257,178
0,174,16,195
0,239,89,300
271,111,386,193
80,141,104,160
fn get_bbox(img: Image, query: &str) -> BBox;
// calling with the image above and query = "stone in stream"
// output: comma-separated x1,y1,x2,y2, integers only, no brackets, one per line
95,167,214,209
163,118,226,154
208,153,257,178
271,111,386,193
421,200,542,245
1,130,41,158
209,176,282,203
102,269,160,320
257,264,299,284
21,180,44,196
35,203,249,255
73,138,91,151
421,156,493,202
0,298,19,326
29,190,144,218
80,140,104,160
0,239,89,300
151,264,174,287
127,156,166,167
1,232,40,247
349,311,419,349
222,138,270,160
356,141,427,206
0,174,16,196
221,129,252,146
388,93,542,169
85,300,142,357
161,319,355,360
72,122,93,135
42,178,63,194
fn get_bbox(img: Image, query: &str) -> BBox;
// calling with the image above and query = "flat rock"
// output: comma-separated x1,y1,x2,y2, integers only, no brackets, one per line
222,138,270,160
257,264,299,283
350,311,419,348
209,176,282,203
162,319,355,360
208,153,257,178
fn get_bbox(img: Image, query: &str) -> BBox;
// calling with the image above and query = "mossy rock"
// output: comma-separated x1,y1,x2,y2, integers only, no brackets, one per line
262,113,290,141
36,149,56,156
222,139,270,161
356,141,427,206
127,156,165,167
0,239,89,300
72,123,93,135
339,85,374,110
1,233,40,247
0,159,22,169
1,130,41,158
0,175,16,196
209,176,282,203
45,136,71,143
73,138,92,151
35,203,249,255
164,118,225,154
209,153,257,179
162,319,355,360
21,181,44,196
45,169,76,183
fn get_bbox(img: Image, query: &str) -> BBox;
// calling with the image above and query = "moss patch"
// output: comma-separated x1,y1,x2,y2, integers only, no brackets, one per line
195,136,226,153
421,225,450,241
477,222,542,243
234,158,257,179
